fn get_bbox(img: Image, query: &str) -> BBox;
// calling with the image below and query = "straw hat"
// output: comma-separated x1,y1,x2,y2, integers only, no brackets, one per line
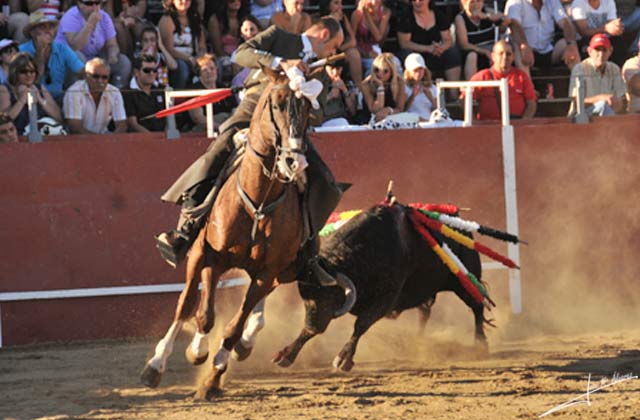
23,11,59,39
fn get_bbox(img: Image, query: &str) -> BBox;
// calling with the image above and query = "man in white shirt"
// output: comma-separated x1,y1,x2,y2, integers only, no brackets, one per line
571,0,626,65
505,0,580,69
63,57,127,134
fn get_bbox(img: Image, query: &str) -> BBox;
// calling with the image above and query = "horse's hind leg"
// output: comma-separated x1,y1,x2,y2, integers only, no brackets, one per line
231,297,265,361
140,231,205,388
186,242,222,365
196,276,275,400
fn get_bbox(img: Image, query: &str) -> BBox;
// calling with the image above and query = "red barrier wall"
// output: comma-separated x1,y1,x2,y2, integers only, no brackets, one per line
1,116,639,345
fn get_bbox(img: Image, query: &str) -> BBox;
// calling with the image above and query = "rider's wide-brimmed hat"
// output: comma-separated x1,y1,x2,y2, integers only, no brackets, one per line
23,11,59,39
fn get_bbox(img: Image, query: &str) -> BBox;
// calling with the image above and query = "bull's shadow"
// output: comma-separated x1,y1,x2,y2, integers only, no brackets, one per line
534,349,640,377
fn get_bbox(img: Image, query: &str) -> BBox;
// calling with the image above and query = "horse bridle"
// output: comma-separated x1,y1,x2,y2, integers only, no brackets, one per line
236,84,308,241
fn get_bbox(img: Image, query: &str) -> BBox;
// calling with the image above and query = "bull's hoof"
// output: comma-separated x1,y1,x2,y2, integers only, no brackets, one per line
271,350,293,368
474,339,490,357
194,386,224,401
185,346,209,366
140,364,163,388
231,341,253,361
332,355,354,372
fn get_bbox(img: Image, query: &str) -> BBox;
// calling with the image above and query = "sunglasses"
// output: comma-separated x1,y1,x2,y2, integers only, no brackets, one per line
141,67,159,74
374,67,390,74
80,0,103,6
19,69,36,75
89,73,109,81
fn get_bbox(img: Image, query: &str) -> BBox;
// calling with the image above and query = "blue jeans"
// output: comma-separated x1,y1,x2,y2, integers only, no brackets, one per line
588,100,616,116
169,59,191,89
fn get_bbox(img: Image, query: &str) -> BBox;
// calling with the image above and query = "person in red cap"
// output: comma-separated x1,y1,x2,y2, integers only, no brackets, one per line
568,33,626,117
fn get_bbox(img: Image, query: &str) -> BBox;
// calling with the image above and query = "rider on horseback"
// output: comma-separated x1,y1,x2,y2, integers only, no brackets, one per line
156,17,345,272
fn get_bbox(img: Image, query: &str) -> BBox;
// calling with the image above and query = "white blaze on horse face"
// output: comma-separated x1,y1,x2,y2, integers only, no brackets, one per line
148,320,183,372
277,131,308,181
214,341,231,370
190,330,210,359
240,299,266,348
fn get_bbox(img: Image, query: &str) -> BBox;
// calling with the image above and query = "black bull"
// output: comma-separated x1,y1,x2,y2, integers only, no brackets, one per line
272,203,491,371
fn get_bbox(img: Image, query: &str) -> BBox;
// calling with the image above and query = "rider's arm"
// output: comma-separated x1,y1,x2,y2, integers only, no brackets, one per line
234,26,282,70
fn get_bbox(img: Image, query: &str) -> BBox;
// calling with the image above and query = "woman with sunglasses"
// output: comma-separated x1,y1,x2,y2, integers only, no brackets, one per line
0,39,18,85
0,52,62,135
361,52,406,122
350,0,391,77
397,0,461,98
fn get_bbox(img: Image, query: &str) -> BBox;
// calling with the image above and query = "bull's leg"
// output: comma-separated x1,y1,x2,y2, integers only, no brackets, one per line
231,297,266,361
140,231,207,388
186,243,222,365
333,302,391,372
196,277,275,401
452,286,488,353
417,296,436,333
272,295,335,368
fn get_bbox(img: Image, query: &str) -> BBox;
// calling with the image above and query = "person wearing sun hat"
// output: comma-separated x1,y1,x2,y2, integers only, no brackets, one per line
568,33,626,117
403,53,437,121
0,39,18,84
19,11,85,103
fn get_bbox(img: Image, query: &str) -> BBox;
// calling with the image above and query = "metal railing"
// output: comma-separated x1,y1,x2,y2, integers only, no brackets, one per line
436,78,511,127
164,87,225,140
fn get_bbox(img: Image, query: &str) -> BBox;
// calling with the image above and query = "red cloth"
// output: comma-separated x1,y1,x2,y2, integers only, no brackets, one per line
469,67,537,120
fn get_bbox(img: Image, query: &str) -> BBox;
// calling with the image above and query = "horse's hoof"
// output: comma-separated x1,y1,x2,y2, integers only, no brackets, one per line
231,341,253,361
185,346,209,366
194,386,224,401
332,355,354,372
271,350,293,368
140,364,163,388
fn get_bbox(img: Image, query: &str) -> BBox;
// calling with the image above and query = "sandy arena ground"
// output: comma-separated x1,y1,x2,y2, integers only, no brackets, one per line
1,282,639,420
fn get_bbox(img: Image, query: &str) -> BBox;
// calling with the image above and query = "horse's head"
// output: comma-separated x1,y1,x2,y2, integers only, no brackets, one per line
257,65,321,183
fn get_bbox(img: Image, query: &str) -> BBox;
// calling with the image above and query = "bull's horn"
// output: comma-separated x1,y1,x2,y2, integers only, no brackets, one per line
310,261,356,317
333,273,356,317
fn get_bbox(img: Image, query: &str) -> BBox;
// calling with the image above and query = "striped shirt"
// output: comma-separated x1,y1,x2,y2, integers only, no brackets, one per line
63,80,127,134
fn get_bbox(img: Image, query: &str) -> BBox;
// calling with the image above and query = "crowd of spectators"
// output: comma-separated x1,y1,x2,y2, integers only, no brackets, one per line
0,0,638,138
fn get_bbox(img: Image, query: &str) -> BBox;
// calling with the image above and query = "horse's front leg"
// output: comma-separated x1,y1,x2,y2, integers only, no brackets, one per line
186,243,222,365
196,277,275,400
140,231,207,388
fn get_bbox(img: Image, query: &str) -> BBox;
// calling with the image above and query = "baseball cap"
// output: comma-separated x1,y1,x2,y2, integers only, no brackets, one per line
404,53,426,72
0,39,17,52
588,33,612,50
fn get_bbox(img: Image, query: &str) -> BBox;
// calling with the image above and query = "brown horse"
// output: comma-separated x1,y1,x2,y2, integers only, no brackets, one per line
140,68,355,400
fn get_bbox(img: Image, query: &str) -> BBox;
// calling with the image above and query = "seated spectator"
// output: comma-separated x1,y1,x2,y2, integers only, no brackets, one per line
124,54,166,132
469,40,537,120
0,39,18,84
454,0,532,79
570,0,626,65
158,0,205,89
187,54,236,132
403,53,436,120
319,0,363,87
568,34,626,116
251,0,283,29
63,57,127,133
0,52,63,135
20,11,85,103
0,112,18,142
136,25,177,86
315,59,357,126
351,0,391,77
622,4,640,56
208,0,250,83
55,0,132,89
505,0,579,70
271,0,311,34
104,0,148,58
230,14,260,96
397,0,461,96
622,40,640,113
361,52,406,122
